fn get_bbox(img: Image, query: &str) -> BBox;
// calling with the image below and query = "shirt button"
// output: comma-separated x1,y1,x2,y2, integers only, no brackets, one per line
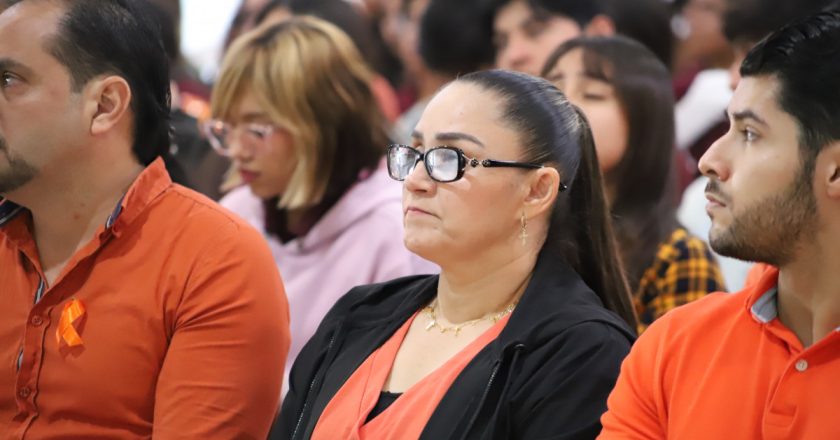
30,315,44,326
795,359,809,372
18,387,31,399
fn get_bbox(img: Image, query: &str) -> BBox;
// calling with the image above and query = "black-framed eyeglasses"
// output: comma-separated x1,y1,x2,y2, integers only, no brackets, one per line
386,144,544,183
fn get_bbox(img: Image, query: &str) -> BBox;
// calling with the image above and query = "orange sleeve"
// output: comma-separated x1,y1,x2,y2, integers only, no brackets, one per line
599,315,670,439
152,221,290,439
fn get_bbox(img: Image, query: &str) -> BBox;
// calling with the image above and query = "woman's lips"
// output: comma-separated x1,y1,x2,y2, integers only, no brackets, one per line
405,206,435,217
239,170,260,184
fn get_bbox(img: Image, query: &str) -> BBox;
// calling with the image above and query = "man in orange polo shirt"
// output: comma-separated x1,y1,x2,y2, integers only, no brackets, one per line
0,0,289,438
600,8,840,440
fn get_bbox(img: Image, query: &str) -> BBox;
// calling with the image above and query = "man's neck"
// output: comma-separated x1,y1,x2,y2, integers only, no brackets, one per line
777,235,840,347
9,159,144,286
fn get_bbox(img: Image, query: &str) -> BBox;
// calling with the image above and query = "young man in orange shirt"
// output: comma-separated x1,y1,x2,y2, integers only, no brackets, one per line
0,0,289,438
600,8,840,440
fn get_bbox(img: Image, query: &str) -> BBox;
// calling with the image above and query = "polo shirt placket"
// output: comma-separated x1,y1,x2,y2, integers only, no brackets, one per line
751,287,840,439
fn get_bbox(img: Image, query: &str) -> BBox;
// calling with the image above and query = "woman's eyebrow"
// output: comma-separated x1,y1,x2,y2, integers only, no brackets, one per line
434,132,485,148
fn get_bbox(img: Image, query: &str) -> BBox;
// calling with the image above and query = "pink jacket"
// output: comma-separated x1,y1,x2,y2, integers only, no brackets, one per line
220,164,436,386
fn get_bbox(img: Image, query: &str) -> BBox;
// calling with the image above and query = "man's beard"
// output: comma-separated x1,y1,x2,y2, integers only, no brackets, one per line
0,135,38,195
708,165,817,267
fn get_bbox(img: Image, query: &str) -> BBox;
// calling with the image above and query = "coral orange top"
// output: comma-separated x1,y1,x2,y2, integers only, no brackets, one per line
312,312,510,440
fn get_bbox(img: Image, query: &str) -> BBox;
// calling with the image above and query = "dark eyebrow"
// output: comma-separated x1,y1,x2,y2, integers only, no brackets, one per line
0,58,33,76
729,109,769,127
435,132,485,148
411,130,485,148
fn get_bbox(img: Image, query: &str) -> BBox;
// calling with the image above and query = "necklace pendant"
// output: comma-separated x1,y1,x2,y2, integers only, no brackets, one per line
425,321,435,331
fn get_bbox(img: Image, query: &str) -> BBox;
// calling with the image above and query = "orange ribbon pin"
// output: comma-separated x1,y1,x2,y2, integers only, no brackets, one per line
56,298,86,347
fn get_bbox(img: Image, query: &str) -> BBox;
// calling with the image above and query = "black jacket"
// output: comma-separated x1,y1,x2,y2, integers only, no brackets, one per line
271,253,636,440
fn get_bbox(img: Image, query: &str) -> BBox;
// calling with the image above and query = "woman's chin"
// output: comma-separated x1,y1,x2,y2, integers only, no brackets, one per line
403,235,441,263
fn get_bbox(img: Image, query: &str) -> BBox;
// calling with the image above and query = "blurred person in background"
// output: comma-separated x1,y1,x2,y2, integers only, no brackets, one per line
543,36,725,331
670,0,733,167
392,0,495,144
273,69,636,440
254,0,403,122
148,0,230,200
490,0,673,77
601,10,840,437
677,0,835,291
209,17,435,388
223,0,269,53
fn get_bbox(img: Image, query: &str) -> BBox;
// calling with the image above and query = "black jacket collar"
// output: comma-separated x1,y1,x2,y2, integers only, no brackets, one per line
338,248,635,346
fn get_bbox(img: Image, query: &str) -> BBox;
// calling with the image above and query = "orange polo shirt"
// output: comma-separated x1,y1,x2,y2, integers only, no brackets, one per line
599,266,840,439
0,159,290,439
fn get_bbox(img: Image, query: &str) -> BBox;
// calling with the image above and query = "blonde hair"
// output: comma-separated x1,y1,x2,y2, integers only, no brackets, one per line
212,16,387,209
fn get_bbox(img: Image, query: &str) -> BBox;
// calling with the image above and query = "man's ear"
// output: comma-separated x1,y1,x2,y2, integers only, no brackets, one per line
86,75,132,136
523,166,561,219
584,14,617,37
823,141,840,199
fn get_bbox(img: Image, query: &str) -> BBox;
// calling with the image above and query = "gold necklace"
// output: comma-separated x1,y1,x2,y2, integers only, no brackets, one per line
423,299,517,336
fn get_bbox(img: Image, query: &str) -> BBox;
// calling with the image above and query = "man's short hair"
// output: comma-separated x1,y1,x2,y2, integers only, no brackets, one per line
741,9,840,164
4,0,171,166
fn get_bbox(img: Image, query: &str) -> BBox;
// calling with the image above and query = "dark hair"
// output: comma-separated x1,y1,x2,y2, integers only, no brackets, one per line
489,0,673,70
595,0,673,70
541,36,677,294
146,1,179,65
741,8,840,170
518,0,600,27
5,0,172,166
723,0,834,45
416,0,495,77
456,69,637,328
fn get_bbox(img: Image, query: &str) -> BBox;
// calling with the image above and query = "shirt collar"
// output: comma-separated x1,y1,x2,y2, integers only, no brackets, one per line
0,199,24,227
747,270,840,333
105,157,172,236
750,286,779,324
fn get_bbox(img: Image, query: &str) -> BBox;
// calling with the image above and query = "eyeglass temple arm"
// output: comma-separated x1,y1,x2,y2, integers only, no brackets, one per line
472,159,568,191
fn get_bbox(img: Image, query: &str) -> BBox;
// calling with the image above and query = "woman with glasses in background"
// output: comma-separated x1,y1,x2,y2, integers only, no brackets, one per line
207,16,435,390
271,70,637,439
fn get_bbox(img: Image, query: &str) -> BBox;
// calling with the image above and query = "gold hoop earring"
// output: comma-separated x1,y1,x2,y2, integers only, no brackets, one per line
519,211,528,246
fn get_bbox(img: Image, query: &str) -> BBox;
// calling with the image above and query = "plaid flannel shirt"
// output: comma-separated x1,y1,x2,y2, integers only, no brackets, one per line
634,227,726,332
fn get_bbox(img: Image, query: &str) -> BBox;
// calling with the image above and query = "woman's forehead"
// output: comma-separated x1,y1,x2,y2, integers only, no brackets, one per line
416,83,521,155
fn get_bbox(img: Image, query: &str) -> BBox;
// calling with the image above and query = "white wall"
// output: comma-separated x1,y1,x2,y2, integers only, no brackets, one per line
180,0,240,83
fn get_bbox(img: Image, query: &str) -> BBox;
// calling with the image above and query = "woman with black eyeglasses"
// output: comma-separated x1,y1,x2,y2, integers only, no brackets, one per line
271,70,637,440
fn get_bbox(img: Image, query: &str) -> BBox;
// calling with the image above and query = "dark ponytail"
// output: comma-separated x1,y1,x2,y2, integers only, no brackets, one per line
561,106,637,327
458,69,637,329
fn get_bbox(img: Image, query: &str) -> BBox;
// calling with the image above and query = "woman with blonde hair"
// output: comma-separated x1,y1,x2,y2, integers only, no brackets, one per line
207,16,434,385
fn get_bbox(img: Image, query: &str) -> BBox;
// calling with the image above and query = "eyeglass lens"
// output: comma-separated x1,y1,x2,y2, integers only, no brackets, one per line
387,146,461,182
